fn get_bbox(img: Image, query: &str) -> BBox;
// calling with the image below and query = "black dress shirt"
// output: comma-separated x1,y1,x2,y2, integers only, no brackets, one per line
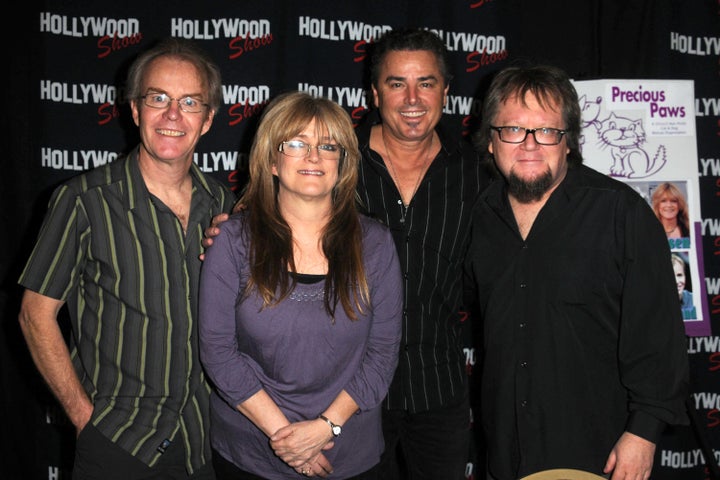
356,111,492,413
465,164,690,479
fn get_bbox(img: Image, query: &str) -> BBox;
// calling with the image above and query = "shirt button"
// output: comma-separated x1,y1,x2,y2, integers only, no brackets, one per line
520,361,528,368
520,283,527,288
521,400,528,407
519,323,526,328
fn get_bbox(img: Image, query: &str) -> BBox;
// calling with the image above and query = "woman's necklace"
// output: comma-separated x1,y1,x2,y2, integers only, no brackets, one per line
665,225,678,234
381,134,433,224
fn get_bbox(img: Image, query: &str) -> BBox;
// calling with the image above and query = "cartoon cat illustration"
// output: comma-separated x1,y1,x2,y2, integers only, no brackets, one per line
597,112,666,178
579,95,603,152
580,94,603,129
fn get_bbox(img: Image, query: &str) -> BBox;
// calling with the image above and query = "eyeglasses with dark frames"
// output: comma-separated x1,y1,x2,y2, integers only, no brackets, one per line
490,126,566,145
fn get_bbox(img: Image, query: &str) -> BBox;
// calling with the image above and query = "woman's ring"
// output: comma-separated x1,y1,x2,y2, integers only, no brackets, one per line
301,466,311,475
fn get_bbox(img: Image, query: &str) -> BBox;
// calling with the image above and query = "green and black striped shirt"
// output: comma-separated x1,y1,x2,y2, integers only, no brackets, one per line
19,148,236,473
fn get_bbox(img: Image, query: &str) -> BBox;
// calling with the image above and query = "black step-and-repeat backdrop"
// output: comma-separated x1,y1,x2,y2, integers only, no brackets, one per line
2,1,718,479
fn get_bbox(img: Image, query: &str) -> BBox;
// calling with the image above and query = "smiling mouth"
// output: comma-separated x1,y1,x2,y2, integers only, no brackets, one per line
400,111,426,118
298,170,324,176
156,129,185,137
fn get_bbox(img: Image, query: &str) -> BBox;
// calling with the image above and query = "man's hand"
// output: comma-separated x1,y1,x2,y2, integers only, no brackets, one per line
199,199,247,261
199,212,229,261
604,431,655,480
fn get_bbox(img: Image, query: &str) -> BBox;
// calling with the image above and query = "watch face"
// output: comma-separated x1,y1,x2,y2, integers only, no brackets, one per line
332,425,341,436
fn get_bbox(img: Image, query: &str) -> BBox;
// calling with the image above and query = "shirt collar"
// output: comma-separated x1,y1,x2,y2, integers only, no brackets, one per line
122,145,220,211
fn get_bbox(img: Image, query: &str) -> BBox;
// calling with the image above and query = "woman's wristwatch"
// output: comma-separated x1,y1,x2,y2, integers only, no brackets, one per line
318,414,342,436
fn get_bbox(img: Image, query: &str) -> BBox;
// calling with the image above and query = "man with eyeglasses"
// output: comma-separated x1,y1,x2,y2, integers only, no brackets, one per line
18,37,235,479
466,64,689,479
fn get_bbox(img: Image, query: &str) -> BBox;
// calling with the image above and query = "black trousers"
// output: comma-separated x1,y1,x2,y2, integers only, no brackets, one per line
378,395,471,480
212,448,379,480
72,424,215,480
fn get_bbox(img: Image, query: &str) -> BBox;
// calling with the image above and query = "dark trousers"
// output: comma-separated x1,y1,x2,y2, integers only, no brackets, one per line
378,395,471,480
72,424,215,480
213,448,379,480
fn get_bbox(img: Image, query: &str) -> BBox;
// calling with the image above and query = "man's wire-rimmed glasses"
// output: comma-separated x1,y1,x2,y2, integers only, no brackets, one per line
490,126,566,145
278,140,344,161
140,91,209,113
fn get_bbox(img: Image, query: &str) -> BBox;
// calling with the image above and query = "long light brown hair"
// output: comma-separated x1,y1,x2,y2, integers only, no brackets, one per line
239,91,368,320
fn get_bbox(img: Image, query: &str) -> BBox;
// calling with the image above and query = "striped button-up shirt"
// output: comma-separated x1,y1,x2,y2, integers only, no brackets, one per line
356,112,492,413
19,148,236,473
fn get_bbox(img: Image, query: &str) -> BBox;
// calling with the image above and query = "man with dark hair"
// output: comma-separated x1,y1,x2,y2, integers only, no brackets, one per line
357,27,491,479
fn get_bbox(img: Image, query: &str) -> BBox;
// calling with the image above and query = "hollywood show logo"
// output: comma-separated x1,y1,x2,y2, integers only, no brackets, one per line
670,32,720,56
296,83,369,127
39,12,139,38
39,13,143,58
40,148,119,171
40,80,122,126
296,16,391,64
298,16,391,43
194,151,243,174
224,84,271,126
170,17,274,59
98,32,143,59
699,156,720,317
427,28,508,72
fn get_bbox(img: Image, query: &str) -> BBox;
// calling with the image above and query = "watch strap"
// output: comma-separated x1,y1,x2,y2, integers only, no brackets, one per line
318,414,341,436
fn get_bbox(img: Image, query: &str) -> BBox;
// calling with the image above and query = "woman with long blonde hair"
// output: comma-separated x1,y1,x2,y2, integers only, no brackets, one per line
651,182,690,238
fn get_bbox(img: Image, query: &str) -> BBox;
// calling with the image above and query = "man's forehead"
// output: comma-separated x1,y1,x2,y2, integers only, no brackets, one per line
379,51,442,79
143,58,204,92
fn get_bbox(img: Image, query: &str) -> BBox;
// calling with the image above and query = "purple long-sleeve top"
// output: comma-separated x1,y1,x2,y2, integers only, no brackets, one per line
199,211,403,479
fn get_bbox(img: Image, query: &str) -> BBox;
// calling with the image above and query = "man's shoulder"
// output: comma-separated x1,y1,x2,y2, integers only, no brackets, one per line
567,164,646,205
571,164,635,191
434,122,478,161
453,137,481,162
441,135,495,191
58,156,130,194
190,163,233,195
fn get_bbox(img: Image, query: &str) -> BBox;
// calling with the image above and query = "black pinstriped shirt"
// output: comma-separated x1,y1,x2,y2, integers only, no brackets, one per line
19,148,236,473
356,112,492,413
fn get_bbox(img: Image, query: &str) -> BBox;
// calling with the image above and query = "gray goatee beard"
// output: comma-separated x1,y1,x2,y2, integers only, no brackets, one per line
507,169,553,203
